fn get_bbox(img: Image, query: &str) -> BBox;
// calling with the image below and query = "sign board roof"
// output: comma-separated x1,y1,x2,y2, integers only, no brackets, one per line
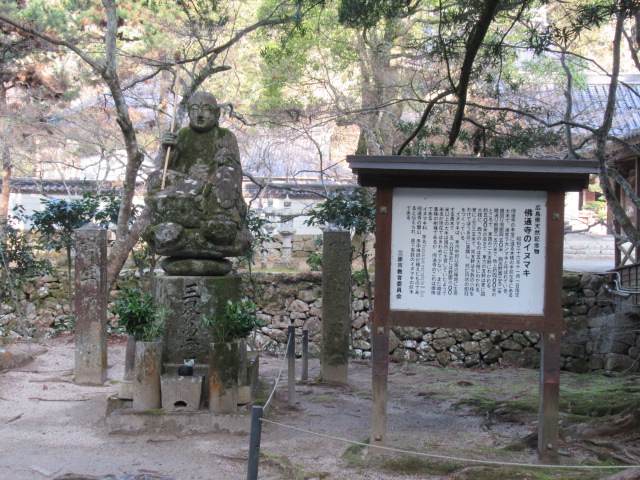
347,155,598,191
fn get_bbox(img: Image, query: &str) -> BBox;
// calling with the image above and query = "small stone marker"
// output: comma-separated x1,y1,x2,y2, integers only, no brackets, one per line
321,227,351,383
73,223,108,385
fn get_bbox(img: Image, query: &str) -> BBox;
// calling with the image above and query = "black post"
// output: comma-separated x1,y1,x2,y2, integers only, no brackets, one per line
301,328,309,381
247,405,263,480
287,325,296,407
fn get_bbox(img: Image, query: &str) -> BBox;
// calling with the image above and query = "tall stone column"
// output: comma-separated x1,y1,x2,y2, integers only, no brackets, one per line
73,223,108,385
321,227,351,383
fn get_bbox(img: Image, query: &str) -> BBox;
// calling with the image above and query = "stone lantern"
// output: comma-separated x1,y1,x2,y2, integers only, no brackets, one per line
274,195,298,270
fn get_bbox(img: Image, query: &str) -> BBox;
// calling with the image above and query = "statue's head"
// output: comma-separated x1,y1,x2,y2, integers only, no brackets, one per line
188,92,220,133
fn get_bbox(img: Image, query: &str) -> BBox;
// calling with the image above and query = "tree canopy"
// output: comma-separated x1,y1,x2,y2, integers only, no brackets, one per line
1,0,640,274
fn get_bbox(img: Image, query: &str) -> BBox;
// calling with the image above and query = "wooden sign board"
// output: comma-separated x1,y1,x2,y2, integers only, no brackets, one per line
347,155,597,462
391,188,547,315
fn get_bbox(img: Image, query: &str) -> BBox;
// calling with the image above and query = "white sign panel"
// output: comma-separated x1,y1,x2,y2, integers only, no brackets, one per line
390,188,547,314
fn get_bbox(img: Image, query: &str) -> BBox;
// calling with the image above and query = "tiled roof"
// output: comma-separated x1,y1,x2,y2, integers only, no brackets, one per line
8,178,141,195
573,75,640,140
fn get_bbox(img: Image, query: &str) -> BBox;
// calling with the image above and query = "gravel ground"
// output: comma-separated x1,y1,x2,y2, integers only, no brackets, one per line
0,334,608,480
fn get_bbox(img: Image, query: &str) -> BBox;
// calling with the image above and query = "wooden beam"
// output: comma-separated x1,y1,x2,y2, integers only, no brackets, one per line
371,187,393,452
538,191,564,462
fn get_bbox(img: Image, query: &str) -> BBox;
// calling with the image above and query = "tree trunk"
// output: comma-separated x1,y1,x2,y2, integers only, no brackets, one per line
0,153,10,221
0,84,10,221
356,21,404,155
596,12,640,252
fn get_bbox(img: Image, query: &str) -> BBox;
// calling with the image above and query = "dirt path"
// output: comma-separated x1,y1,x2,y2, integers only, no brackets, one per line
0,335,630,480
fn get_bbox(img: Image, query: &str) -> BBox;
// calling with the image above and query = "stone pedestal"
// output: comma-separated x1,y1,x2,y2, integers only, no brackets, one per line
321,227,351,383
118,335,136,399
73,223,108,385
133,341,163,410
209,341,239,413
161,374,204,412
155,275,242,365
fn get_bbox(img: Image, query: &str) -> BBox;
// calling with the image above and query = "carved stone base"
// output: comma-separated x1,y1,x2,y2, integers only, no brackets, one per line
161,257,232,276
155,275,242,365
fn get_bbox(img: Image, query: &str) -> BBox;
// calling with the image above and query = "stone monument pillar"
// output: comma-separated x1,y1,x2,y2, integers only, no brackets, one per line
73,223,108,385
321,226,351,383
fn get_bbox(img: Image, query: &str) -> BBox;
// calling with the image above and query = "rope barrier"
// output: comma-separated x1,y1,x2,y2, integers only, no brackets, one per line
250,329,638,476
262,332,292,411
260,417,640,471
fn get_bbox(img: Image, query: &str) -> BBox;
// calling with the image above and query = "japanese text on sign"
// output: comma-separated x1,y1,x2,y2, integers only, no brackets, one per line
391,188,547,314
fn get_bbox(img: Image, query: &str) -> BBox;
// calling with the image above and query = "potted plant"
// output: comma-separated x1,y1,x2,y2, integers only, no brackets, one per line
112,286,166,410
203,300,260,413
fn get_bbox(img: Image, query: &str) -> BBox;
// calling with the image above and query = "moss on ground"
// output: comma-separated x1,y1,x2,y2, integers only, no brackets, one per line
418,368,640,420
310,394,333,403
260,450,330,479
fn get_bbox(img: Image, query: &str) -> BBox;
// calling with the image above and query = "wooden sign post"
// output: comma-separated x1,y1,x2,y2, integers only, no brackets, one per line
347,156,597,461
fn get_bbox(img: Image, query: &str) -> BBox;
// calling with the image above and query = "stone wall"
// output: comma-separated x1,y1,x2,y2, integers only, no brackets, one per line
2,271,639,373
561,273,639,372
0,274,73,338
257,234,320,270
244,272,640,373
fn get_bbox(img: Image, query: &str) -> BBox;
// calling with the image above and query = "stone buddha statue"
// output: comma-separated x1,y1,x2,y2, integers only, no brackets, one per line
144,92,251,275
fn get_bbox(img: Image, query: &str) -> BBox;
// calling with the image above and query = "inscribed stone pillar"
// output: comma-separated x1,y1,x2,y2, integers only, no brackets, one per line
155,275,242,368
73,223,108,385
321,227,351,383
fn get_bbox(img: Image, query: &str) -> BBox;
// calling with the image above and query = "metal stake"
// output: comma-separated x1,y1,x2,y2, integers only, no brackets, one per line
246,405,263,480
301,328,309,381
287,325,296,407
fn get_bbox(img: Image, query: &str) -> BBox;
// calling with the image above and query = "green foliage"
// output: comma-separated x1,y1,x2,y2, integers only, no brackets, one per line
397,118,563,157
130,238,157,291
352,269,367,285
257,0,355,111
0,209,52,302
203,300,262,343
111,286,165,341
306,251,323,271
51,314,76,333
485,125,563,157
338,0,414,28
29,191,120,254
305,187,376,236
240,209,273,268
305,235,323,270
583,184,606,223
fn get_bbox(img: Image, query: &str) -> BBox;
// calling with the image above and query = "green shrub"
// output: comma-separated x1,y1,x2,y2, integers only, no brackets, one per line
0,210,51,303
111,286,165,341
306,251,323,271
203,300,261,343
